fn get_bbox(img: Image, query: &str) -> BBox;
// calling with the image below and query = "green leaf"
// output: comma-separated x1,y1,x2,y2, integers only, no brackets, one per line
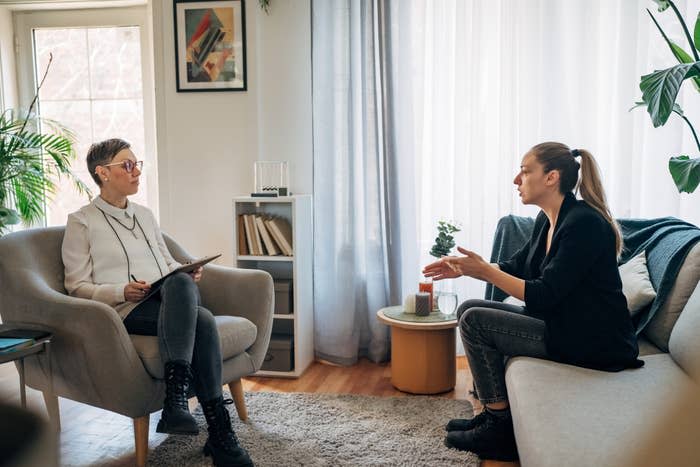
669,41,700,91
694,12,700,53
640,62,700,127
0,206,20,226
652,0,671,12
669,155,700,193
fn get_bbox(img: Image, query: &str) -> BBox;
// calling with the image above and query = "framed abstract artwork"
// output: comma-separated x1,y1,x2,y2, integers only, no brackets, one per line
173,0,247,92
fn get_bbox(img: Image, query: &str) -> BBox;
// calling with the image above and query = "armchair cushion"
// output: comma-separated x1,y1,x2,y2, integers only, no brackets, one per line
130,316,257,379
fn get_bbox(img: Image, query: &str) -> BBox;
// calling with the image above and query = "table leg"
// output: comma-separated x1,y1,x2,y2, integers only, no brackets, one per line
18,358,26,408
390,326,456,394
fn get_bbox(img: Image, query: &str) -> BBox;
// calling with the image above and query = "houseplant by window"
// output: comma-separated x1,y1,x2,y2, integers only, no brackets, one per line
0,54,90,233
634,0,700,193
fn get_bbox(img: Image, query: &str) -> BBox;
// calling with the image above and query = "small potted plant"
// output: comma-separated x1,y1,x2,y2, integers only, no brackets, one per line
429,220,461,258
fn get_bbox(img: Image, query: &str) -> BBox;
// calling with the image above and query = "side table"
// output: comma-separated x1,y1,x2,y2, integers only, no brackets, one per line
0,327,53,409
377,306,457,394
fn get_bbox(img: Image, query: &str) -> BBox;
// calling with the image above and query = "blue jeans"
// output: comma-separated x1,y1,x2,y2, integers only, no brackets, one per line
123,272,222,401
458,299,548,404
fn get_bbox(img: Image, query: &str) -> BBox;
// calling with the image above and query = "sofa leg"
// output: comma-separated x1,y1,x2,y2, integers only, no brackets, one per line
228,379,248,421
42,391,61,432
133,415,149,467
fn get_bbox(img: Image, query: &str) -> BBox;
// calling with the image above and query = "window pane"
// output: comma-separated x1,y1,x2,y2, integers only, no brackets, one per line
33,26,150,226
88,27,143,99
39,100,93,227
34,29,89,100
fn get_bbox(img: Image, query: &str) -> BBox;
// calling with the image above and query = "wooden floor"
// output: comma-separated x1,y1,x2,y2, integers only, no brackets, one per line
0,357,517,467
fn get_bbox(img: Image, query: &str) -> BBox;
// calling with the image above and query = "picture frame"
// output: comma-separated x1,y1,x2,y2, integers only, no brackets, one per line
173,0,247,92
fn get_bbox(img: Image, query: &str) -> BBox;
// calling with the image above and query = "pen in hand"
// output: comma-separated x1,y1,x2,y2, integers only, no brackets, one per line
131,274,139,282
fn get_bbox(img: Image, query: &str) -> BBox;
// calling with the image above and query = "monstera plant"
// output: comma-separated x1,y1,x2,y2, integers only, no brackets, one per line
633,0,700,193
0,54,90,233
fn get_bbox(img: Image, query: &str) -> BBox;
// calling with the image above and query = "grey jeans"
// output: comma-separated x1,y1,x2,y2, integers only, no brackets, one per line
123,272,223,401
458,299,549,404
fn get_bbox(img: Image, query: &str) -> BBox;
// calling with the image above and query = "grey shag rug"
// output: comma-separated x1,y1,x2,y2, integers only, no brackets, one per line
149,391,478,466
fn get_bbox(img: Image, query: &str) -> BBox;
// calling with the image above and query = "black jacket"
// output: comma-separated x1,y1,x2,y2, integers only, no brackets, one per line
499,193,643,371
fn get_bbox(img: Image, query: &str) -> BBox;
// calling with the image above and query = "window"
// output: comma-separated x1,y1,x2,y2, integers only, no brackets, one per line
14,6,157,225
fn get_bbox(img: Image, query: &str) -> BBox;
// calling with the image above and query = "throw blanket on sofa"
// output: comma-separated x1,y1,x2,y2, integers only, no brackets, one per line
485,215,700,334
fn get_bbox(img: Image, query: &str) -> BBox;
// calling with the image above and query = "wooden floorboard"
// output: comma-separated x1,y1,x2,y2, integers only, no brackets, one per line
0,357,516,467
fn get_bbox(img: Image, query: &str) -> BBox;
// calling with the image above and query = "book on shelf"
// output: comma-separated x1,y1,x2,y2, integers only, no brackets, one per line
0,337,35,354
237,215,249,255
243,214,262,255
264,217,293,256
255,215,280,256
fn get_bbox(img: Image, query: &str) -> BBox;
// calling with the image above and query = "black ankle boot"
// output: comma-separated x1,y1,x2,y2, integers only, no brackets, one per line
156,360,199,435
201,396,253,467
444,409,519,461
445,409,491,432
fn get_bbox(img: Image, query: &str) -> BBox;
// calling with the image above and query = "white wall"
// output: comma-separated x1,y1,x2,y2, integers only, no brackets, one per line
151,0,312,265
0,6,18,109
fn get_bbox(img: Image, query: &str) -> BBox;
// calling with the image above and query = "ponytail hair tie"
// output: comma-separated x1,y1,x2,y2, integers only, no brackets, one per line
571,149,581,158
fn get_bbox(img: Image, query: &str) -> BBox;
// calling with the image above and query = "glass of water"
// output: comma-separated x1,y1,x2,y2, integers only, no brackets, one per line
438,292,458,315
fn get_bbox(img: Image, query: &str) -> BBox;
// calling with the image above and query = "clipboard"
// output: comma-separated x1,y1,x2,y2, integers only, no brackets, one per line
140,254,221,302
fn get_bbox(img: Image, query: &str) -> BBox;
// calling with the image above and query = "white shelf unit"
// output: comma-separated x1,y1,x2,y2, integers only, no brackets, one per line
233,195,313,378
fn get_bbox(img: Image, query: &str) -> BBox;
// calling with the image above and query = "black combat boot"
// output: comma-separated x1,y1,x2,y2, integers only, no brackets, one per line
201,396,254,467
156,360,199,435
444,408,519,461
445,409,491,432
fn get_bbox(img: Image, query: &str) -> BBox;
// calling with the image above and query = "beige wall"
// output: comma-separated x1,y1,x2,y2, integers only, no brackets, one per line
151,0,312,265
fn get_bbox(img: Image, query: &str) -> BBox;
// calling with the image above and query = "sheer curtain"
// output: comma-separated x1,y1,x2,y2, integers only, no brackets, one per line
312,0,700,360
387,0,700,336
312,0,401,364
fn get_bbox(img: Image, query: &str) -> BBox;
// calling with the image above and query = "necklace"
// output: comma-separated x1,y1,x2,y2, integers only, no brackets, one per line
102,210,139,239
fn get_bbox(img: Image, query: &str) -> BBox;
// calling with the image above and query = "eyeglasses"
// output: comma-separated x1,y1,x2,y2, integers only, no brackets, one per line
99,159,143,173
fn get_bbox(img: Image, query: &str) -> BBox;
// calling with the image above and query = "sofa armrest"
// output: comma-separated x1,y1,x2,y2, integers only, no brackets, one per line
2,268,158,416
198,264,274,369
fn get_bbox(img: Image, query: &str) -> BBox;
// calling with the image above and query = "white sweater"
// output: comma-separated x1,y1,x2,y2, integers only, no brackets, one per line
62,196,181,319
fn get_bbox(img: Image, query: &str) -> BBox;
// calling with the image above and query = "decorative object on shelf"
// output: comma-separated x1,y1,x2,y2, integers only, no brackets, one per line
429,220,461,258
631,0,700,193
173,0,247,92
252,160,289,197
415,292,431,316
0,53,91,234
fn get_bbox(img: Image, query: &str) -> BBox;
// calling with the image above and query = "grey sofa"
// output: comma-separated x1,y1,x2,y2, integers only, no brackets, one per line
0,227,274,467
497,224,700,467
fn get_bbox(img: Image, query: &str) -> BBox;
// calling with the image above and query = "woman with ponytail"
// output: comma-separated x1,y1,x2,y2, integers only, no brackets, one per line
423,142,642,462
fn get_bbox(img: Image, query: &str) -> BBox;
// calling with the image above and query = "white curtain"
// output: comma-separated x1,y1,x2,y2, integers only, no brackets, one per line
312,0,700,359
312,0,397,365
387,0,700,342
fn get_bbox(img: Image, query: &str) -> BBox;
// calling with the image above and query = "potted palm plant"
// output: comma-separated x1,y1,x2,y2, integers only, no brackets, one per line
633,0,700,193
0,54,90,233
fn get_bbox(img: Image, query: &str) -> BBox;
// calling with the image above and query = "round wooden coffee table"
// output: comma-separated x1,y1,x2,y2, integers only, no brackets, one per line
377,306,457,394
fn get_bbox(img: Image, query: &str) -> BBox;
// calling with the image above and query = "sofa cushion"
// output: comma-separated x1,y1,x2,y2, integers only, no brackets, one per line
636,335,662,356
644,242,700,351
505,354,693,467
619,251,656,316
130,315,257,379
669,281,700,382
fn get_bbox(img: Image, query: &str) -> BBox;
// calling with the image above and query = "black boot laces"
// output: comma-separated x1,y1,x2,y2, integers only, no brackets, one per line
208,398,241,452
165,364,191,410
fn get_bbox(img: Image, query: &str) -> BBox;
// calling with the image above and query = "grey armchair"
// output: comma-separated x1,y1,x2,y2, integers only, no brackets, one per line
0,226,274,467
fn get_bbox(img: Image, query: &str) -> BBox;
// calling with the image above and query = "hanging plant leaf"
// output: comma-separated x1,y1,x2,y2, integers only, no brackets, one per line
652,0,671,12
640,62,700,127
669,155,700,193
694,12,700,53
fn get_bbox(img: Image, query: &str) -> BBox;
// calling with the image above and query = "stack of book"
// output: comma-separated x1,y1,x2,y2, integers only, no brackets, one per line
237,214,294,256
0,329,50,354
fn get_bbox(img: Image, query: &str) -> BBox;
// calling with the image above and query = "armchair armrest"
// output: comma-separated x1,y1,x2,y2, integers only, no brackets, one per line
2,268,159,417
197,264,274,369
